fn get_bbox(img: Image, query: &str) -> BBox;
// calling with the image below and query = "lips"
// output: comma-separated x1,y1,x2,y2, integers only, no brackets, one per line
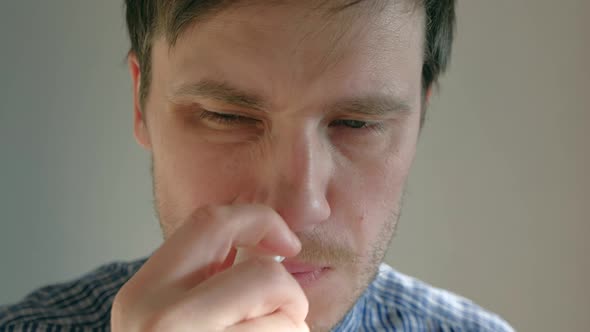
282,260,324,274
282,260,330,286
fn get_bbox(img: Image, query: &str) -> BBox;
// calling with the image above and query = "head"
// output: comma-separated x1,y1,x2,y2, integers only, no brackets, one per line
125,0,455,330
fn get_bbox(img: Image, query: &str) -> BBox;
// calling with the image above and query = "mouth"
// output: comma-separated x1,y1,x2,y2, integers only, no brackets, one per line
282,260,331,287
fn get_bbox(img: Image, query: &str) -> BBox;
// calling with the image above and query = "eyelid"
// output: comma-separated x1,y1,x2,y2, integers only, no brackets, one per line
202,108,249,117
330,118,378,126
329,118,387,133
200,109,261,125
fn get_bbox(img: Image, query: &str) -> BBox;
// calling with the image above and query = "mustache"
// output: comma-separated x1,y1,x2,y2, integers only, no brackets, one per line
294,231,359,266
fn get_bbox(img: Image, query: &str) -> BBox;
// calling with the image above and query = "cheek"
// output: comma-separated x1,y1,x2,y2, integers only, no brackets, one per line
149,113,261,230
353,169,405,247
332,133,416,255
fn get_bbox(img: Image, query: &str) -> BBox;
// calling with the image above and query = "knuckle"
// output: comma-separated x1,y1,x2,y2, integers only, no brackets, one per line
140,308,178,332
258,204,282,221
299,322,311,332
111,286,185,332
110,284,140,331
248,205,283,234
253,258,292,285
111,283,132,316
192,204,221,223
278,313,310,332
191,205,232,244
110,293,125,329
246,203,278,221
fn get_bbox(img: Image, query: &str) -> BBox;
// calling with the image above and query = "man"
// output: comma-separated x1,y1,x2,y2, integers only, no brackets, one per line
0,0,514,331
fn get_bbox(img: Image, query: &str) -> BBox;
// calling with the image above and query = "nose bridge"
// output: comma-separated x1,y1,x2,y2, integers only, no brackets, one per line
266,124,332,231
282,127,315,186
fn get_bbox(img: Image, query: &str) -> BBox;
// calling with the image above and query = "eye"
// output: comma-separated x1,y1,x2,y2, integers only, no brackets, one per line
199,111,260,126
330,119,370,129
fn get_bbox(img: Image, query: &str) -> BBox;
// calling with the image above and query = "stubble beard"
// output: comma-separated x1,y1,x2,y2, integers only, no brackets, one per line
150,159,406,331
307,202,403,332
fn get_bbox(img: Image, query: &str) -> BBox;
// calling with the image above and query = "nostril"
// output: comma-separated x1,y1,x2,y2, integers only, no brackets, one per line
272,191,331,232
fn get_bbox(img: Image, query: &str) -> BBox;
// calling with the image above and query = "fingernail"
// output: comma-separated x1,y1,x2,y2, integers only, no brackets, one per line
288,231,301,249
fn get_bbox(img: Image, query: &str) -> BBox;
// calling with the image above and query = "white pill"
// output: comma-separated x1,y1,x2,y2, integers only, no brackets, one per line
234,248,284,265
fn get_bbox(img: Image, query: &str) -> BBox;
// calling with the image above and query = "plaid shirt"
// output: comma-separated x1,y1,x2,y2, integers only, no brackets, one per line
0,259,514,331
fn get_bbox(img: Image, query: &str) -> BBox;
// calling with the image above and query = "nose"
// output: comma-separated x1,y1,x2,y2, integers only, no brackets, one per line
262,125,332,232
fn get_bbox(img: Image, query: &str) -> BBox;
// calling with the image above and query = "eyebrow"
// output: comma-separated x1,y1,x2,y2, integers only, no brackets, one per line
169,79,413,116
328,95,413,117
168,80,267,111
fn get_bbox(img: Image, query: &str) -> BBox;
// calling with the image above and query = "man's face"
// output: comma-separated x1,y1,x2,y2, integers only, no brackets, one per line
133,1,425,330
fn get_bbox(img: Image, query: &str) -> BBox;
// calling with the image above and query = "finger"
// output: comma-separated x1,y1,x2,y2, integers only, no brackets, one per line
171,256,308,330
233,247,285,266
133,204,301,289
226,312,310,332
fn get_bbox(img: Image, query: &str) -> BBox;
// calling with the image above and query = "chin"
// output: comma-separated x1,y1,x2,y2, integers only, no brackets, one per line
302,267,359,332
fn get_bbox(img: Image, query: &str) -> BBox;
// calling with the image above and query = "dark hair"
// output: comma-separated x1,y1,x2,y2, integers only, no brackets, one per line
125,0,455,122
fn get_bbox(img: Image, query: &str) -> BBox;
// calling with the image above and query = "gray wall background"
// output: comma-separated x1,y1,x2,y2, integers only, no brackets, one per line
1,1,588,331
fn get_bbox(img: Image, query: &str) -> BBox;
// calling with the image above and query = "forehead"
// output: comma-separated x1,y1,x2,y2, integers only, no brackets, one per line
154,1,425,109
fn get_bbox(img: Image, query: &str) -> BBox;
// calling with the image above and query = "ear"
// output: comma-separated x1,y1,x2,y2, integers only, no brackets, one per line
128,53,152,150
424,84,434,107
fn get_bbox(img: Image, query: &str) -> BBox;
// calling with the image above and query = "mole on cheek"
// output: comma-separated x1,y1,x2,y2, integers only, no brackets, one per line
358,213,368,226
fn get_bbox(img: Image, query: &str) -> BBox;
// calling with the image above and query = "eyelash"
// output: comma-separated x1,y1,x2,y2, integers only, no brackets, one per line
200,111,383,131
199,111,259,125
330,119,372,130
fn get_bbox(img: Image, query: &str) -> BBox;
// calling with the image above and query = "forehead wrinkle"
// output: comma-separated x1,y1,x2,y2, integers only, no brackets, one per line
278,9,367,85
302,1,423,82
162,0,424,116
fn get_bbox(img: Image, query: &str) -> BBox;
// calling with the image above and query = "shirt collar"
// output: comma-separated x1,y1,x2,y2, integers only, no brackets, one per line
331,280,373,331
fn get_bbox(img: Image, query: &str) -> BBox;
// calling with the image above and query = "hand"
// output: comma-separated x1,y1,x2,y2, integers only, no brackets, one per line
111,204,309,332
